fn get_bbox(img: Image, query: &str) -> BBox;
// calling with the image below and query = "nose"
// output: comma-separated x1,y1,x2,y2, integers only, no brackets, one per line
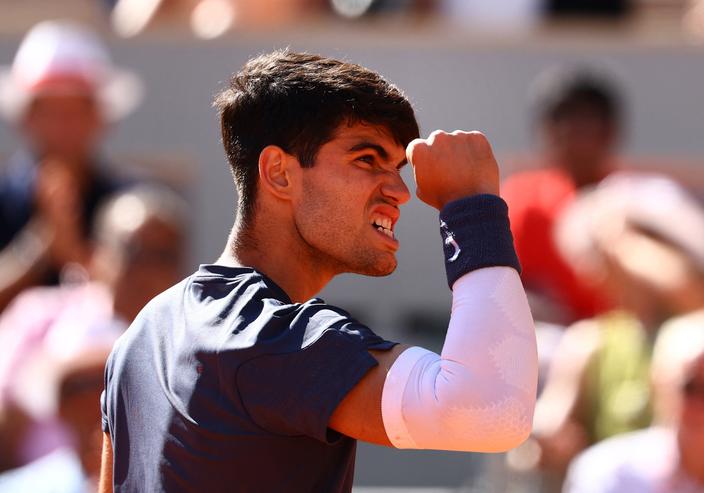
380,170,411,206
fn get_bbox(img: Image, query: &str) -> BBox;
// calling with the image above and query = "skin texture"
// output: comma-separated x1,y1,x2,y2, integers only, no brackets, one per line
98,432,113,493
293,123,410,278
99,123,503,488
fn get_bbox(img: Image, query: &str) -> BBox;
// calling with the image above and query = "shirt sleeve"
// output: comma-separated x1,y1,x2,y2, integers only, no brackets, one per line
237,302,395,443
101,349,115,434
100,389,109,433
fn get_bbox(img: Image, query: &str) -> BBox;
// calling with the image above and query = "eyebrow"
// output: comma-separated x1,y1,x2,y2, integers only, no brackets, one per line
349,141,389,159
348,141,407,169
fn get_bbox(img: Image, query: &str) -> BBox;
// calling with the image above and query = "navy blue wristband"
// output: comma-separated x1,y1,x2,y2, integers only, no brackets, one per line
439,194,521,289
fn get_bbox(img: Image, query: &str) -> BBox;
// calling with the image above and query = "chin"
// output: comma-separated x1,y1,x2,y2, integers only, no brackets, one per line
356,255,397,277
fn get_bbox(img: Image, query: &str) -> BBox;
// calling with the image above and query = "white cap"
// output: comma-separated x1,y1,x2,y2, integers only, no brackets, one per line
0,19,143,122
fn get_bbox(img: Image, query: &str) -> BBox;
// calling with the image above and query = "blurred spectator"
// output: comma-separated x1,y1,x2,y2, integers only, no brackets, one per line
0,349,110,493
563,310,704,493
528,173,704,485
502,67,623,324
0,184,186,473
0,20,143,312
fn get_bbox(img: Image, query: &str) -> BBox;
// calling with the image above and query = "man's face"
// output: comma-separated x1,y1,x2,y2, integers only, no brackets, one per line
543,105,617,180
292,122,410,277
21,91,104,162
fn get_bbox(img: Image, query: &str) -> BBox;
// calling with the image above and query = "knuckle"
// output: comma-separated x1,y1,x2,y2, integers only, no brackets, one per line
428,129,447,144
406,139,425,161
468,131,489,146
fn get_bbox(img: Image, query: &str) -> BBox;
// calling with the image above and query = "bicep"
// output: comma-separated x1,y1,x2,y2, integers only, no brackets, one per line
328,344,409,446
98,432,113,493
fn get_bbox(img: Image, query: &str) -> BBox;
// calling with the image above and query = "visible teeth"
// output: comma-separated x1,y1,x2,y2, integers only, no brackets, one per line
372,216,395,239
372,217,393,230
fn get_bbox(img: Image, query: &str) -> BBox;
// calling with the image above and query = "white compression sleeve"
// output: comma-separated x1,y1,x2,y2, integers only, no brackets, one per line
381,266,537,452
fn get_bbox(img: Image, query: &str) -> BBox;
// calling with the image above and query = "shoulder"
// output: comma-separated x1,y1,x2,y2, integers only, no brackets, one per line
191,265,393,352
283,298,393,351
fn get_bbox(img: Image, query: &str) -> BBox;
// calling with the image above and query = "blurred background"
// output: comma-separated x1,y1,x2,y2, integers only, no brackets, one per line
0,1,703,492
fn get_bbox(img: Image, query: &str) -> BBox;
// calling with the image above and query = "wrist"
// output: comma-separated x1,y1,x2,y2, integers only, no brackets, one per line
437,181,500,209
438,194,520,289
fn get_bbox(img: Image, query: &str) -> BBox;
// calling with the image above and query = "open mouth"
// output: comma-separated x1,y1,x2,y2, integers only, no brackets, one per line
372,216,394,240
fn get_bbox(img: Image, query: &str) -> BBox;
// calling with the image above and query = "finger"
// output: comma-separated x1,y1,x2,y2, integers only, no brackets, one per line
427,129,447,145
405,138,427,166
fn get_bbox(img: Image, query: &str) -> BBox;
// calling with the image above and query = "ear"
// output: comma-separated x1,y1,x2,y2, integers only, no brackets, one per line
258,145,298,201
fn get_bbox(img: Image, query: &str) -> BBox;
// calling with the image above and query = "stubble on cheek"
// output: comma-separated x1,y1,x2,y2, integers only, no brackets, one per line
296,180,397,277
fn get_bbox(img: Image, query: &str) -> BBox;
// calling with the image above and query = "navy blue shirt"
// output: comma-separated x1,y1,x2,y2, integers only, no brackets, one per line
101,265,396,492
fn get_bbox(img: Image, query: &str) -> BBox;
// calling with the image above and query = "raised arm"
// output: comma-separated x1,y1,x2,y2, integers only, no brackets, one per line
330,130,538,452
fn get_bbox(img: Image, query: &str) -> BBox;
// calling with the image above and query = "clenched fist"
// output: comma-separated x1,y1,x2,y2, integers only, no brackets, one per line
407,130,500,210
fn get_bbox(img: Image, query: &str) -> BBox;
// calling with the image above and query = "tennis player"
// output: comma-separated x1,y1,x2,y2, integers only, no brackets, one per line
99,50,538,492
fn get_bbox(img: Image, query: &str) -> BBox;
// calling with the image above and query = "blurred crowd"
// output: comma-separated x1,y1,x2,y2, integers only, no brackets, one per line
104,0,636,27
0,15,703,493
498,66,704,493
0,21,187,492
96,0,695,38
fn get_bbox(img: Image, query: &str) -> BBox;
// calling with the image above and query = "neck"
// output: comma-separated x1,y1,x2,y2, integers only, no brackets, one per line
217,216,335,303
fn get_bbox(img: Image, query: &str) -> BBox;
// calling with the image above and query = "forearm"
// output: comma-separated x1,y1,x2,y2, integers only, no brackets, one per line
381,195,538,452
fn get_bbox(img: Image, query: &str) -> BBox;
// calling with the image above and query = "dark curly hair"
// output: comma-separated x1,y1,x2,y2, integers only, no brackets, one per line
214,50,420,225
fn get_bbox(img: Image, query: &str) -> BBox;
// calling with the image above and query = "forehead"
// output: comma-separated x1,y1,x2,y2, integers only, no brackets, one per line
326,122,405,156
